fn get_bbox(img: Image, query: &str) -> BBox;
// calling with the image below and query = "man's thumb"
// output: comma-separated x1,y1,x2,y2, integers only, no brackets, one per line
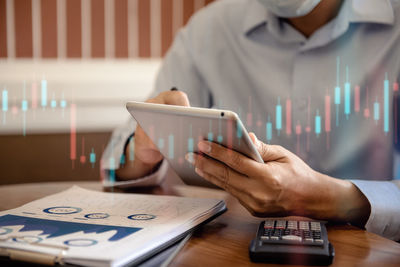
248,132,286,162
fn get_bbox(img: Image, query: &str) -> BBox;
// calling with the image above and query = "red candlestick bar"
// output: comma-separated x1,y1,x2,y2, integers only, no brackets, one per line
286,99,292,136
364,87,370,118
227,119,233,150
70,103,77,168
354,85,360,112
80,136,86,164
325,94,331,150
295,122,301,155
325,95,331,133
247,96,252,127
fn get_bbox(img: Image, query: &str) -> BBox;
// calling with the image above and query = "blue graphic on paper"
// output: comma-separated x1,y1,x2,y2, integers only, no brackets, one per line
12,235,43,243
127,214,156,221
0,227,13,235
64,238,98,247
0,215,142,242
84,213,110,219
43,206,82,215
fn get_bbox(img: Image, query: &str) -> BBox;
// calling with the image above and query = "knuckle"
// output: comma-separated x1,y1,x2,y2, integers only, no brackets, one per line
222,166,230,189
260,144,269,159
230,153,243,167
174,91,188,99
269,172,282,188
275,145,288,156
195,155,204,169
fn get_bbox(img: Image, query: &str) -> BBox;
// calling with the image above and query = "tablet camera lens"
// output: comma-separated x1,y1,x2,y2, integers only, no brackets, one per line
221,112,224,117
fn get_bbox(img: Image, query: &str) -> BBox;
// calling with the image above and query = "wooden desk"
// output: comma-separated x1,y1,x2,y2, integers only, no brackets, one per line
0,181,399,267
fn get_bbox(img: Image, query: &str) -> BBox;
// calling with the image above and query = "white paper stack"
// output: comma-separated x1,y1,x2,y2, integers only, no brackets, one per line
0,186,226,267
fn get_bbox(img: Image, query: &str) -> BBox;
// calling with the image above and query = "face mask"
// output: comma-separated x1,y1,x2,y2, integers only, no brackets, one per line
257,0,322,18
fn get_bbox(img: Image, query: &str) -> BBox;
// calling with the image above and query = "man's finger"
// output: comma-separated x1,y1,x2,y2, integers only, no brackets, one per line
192,164,251,201
159,91,190,106
187,153,251,193
197,141,261,176
192,165,262,216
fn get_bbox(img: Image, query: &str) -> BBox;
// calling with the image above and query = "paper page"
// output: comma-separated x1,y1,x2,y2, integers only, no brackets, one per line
0,186,225,267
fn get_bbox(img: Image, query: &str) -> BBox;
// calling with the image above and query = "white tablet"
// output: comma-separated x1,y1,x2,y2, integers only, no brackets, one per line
126,101,263,188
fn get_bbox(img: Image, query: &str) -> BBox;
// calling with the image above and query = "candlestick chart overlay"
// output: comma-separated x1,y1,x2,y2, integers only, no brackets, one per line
1,60,400,182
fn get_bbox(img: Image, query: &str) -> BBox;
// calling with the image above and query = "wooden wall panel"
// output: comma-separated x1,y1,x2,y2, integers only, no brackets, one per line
138,0,150,57
66,0,82,58
91,0,105,58
14,0,33,57
183,0,194,25
115,0,128,58
0,132,111,185
161,0,173,56
41,0,58,58
0,0,6,57
3,0,214,59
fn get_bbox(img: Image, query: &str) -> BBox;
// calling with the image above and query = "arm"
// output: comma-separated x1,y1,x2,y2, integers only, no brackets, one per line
185,132,400,241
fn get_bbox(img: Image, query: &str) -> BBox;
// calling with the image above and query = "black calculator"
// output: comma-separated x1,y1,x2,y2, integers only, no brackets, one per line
249,219,334,265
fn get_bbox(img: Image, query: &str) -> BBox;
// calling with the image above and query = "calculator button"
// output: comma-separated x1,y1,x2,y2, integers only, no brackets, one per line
282,235,302,242
314,239,324,244
270,236,279,240
260,236,270,241
310,222,321,231
272,229,282,237
287,221,298,230
312,231,322,239
299,221,309,230
303,230,311,238
305,238,314,242
264,220,274,229
292,230,301,237
275,220,286,229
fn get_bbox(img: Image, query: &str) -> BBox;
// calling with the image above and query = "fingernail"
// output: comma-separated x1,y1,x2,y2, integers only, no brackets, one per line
185,153,196,164
195,167,204,177
198,141,211,153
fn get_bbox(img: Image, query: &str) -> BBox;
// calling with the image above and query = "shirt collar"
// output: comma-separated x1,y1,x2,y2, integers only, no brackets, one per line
243,0,395,39
331,0,395,40
347,0,394,25
242,1,270,36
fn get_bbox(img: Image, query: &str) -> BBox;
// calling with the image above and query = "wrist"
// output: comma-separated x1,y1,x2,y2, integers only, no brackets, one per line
336,179,371,227
314,173,370,226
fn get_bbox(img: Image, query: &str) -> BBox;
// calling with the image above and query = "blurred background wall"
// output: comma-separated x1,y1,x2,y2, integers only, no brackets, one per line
0,0,215,185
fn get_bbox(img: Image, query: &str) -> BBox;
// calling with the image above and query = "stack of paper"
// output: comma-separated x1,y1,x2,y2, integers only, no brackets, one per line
0,186,226,267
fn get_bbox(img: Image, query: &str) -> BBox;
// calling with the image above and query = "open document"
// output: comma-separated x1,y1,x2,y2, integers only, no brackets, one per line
0,186,226,267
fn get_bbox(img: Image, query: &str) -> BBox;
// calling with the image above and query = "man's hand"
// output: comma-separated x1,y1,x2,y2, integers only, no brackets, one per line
116,90,190,180
185,133,371,226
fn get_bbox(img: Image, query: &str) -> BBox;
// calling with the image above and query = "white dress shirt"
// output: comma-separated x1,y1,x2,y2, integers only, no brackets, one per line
102,0,400,240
